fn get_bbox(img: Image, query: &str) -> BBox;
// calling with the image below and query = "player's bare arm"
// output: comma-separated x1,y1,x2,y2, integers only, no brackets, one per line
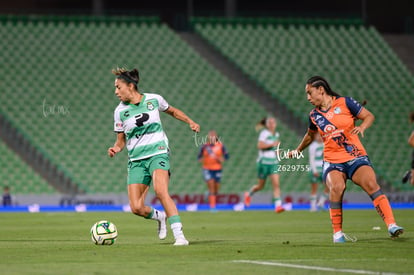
289,129,316,158
164,106,200,132
351,108,375,137
408,131,414,147
257,140,279,150
108,132,126,157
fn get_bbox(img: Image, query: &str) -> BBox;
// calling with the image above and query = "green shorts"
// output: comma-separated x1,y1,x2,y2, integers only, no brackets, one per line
257,161,279,179
127,153,170,185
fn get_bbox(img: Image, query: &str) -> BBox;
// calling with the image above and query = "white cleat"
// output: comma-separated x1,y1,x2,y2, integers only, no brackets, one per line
158,212,167,240
173,237,189,246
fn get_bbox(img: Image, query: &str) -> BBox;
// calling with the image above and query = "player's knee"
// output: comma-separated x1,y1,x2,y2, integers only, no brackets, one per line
130,204,146,216
329,184,346,195
154,190,171,202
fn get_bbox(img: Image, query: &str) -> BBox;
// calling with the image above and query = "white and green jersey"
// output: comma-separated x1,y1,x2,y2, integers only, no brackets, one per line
114,93,169,161
309,140,324,174
257,129,280,165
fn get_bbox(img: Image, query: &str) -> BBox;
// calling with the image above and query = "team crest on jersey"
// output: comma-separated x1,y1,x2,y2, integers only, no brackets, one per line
147,102,154,111
334,107,341,114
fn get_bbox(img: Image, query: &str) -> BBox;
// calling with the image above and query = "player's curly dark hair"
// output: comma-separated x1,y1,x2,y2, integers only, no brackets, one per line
112,67,140,89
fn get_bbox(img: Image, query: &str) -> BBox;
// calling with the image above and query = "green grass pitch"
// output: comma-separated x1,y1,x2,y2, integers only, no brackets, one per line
1,210,413,274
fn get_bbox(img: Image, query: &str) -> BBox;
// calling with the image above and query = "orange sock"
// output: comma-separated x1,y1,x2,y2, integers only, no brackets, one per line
209,195,216,209
329,208,343,233
373,194,395,226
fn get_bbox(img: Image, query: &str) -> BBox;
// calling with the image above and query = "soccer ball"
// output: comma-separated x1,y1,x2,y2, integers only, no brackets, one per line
90,220,118,245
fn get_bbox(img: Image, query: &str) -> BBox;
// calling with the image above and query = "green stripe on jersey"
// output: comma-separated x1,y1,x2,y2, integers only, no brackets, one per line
129,140,168,161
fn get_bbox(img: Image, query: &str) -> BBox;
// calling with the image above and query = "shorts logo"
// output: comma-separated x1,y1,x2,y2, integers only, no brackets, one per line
334,107,341,114
147,102,154,111
159,161,166,167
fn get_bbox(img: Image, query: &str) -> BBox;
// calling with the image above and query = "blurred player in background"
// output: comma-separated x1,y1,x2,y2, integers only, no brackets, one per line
197,130,229,211
108,68,200,246
308,132,329,211
2,186,12,207
244,117,285,213
402,111,414,185
290,76,403,243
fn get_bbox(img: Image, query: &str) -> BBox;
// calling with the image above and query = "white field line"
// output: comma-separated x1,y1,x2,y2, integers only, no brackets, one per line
233,260,400,275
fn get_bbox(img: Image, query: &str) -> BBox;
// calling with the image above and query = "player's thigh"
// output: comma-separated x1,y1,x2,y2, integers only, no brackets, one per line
351,165,379,194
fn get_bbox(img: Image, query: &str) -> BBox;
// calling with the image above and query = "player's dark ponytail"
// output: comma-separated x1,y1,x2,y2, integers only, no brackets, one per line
255,117,267,132
307,76,341,97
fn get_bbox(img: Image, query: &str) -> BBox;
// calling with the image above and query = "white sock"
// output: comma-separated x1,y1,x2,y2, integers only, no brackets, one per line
171,222,185,240
310,195,317,209
149,208,164,221
317,194,328,207
273,198,282,208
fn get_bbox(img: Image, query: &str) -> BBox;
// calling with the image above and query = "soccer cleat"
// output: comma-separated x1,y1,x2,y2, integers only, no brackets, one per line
333,231,346,243
275,206,285,213
388,224,404,238
244,192,251,207
333,231,357,243
173,237,189,246
402,170,411,184
158,212,167,240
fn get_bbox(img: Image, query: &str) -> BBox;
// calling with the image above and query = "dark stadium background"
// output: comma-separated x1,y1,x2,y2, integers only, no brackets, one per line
0,0,413,33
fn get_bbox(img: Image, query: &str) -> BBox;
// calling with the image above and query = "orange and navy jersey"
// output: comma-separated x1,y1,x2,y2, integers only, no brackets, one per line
308,96,367,163
197,142,229,170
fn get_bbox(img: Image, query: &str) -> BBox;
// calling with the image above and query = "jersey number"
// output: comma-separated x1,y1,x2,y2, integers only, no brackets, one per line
135,113,150,127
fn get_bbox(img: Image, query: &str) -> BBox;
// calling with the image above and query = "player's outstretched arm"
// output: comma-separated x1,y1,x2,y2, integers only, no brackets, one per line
108,132,126,157
164,106,200,133
289,129,315,158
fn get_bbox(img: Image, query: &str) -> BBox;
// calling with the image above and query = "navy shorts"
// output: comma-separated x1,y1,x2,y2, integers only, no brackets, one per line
202,169,222,183
322,156,373,182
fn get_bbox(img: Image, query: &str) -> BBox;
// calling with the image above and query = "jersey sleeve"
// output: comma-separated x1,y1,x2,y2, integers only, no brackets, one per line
222,145,229,160
258,130,268,142
156,94,170,112
113,108,123,132
197,145,205,160
345,97,363,117
308,116,318,131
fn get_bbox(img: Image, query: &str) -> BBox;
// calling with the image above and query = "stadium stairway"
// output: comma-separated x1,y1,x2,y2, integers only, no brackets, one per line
383,34,414,74
178,32,307,136
0,111,82,194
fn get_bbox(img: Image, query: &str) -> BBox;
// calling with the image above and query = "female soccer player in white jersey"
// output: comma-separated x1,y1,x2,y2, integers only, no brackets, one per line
244,117,285,213
108,68,200,246
308,132,329,211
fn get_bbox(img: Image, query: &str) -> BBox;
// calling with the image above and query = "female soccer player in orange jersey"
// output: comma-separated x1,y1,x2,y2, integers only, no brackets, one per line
197,130,229,211
291,76,403,243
